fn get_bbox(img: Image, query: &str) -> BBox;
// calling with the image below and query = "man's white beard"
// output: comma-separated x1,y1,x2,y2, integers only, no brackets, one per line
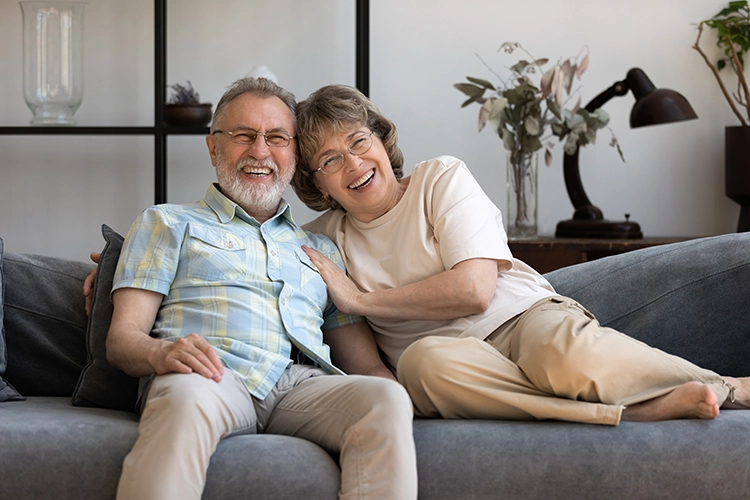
215,152,295,217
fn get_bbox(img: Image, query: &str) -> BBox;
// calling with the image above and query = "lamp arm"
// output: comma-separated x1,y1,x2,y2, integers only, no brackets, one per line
562,80,630,218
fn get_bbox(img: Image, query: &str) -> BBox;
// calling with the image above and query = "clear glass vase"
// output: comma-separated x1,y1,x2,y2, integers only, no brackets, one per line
20,2,86,126
506,151,538,238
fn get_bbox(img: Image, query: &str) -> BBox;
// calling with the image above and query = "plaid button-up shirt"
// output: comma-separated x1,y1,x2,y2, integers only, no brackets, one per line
113,183,360,399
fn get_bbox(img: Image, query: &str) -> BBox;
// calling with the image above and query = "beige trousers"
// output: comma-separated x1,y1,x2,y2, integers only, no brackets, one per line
116,366,417,500
397,296,729,426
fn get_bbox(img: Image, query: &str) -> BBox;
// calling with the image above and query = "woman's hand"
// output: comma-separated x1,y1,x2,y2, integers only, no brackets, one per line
302,245,363,315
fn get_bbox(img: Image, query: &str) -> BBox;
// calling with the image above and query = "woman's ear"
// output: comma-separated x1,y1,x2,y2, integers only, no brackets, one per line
312,175,329,199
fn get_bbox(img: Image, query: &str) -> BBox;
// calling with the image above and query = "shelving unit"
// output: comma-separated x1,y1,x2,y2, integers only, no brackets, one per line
0,0,370,205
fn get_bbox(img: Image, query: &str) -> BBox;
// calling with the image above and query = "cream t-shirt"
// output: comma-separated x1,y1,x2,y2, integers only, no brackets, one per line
303,156,556,368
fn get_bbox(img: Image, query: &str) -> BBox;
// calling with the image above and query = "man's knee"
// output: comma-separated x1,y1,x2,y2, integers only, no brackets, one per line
144,373,232,424
352,376,413,419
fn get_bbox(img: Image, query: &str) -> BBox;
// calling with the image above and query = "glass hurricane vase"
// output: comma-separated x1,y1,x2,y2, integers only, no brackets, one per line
506,150,538,238
21,1,86,126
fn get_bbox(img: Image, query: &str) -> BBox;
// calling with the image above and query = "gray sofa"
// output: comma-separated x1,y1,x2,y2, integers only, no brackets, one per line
1,232,749,500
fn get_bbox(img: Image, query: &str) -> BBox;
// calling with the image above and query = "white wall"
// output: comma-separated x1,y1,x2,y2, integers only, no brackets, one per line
0,0,740,260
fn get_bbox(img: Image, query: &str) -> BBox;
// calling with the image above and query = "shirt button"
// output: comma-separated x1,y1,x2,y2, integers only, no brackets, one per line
227,242,234,249
281,298,288,306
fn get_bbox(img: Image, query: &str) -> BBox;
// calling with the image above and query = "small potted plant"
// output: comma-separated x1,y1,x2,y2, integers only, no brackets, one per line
163,80,212,127
693,0,750,231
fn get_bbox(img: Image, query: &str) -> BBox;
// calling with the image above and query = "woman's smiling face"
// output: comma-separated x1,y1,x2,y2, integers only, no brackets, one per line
312,126,405,223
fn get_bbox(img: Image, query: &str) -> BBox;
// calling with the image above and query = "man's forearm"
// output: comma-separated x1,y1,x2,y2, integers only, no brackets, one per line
106,325,169,377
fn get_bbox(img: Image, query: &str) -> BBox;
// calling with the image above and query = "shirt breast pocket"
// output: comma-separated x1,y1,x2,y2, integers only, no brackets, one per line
186,224,246,282
295,249,328,306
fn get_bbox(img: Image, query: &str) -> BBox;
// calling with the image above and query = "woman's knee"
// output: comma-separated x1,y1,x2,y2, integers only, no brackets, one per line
397,336,456,386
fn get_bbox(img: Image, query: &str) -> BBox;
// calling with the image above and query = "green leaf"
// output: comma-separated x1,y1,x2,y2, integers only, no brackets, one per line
454,83,485,97
547,98,562,119
461,95,479,108
466,76,496,90
510,60,531,74
488,97,508,132
524,116,540,136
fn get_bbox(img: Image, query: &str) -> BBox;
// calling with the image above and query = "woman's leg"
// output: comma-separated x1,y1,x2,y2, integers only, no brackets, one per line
397,336,622,425
500,296,738,421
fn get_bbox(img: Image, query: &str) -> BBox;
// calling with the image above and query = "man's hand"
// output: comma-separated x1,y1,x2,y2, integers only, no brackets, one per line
302,245,363,315
154,333,224,382
107,288,224,382
83,252,101,315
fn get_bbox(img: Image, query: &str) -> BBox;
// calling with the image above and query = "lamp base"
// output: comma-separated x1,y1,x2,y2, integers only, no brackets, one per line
555,218,643,239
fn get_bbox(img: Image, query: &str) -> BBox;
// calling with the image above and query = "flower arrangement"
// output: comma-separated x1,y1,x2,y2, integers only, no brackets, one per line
454,42,623,168
693,0,750,125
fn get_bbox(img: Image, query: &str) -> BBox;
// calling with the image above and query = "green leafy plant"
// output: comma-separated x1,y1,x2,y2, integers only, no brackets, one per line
454,42,623,168
693,0,750,125
167,80,202,105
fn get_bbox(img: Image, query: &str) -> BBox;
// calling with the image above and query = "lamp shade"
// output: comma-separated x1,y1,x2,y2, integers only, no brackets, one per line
627,68,698,128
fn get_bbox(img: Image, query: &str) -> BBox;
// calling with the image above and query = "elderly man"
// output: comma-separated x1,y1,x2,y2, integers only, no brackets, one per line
103,77,417,500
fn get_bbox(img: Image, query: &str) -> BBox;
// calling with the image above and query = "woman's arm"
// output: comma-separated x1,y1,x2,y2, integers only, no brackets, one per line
303,245,499,320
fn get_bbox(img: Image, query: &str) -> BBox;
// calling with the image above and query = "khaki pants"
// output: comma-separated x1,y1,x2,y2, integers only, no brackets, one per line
397,296,729,426
117,366,417,500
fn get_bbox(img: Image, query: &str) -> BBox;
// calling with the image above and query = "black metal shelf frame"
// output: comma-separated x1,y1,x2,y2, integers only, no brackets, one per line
0,0,370,205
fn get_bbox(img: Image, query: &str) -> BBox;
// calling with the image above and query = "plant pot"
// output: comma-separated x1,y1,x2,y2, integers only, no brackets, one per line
163,104,212,127
725,126,750,232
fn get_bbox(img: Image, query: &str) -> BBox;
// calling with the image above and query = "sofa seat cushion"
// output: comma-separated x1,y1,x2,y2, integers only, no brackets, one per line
0,397,341,500
413,414,750,499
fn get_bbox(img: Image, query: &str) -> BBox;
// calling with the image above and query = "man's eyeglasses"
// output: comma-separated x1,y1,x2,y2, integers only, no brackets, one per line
211,128,295,148
312,131,374,175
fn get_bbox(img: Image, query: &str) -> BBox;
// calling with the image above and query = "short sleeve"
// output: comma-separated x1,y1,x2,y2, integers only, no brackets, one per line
427,157,513,270
113,207,183,296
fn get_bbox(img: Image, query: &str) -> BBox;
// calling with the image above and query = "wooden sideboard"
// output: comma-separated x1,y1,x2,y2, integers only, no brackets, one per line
507,236,691,274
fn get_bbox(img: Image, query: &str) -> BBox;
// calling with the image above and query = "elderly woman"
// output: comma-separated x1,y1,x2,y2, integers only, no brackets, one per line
292,84,749,425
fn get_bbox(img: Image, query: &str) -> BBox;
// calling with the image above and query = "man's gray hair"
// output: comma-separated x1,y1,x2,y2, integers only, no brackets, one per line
210,77,296,132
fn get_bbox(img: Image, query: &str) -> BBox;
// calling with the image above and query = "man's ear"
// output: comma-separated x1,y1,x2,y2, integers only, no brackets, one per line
206,134,219,167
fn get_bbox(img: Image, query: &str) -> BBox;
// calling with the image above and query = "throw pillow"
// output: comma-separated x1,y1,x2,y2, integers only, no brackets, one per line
2,252,92,397
0,238,25,402
71,225,139,412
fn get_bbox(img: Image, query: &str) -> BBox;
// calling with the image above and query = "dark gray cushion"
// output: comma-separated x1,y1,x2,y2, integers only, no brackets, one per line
3,251,93,397
72,225,139,412
545,234,750,377
0,238,25,402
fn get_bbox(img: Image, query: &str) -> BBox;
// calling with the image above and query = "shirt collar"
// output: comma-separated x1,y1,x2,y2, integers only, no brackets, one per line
204,183,296,226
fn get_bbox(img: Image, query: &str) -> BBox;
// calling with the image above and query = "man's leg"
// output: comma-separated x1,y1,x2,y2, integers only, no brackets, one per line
397,336,622,425
264,366,418,500
117,371,256,500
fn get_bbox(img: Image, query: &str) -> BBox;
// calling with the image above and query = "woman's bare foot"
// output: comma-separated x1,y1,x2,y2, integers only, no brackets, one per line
621,381,719,422
722,377,750,409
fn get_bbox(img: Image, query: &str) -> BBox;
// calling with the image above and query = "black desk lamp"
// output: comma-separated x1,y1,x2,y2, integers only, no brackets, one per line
555,68,698,239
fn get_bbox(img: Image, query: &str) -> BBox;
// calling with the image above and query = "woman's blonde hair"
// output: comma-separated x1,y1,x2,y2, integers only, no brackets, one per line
291,85,404,212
